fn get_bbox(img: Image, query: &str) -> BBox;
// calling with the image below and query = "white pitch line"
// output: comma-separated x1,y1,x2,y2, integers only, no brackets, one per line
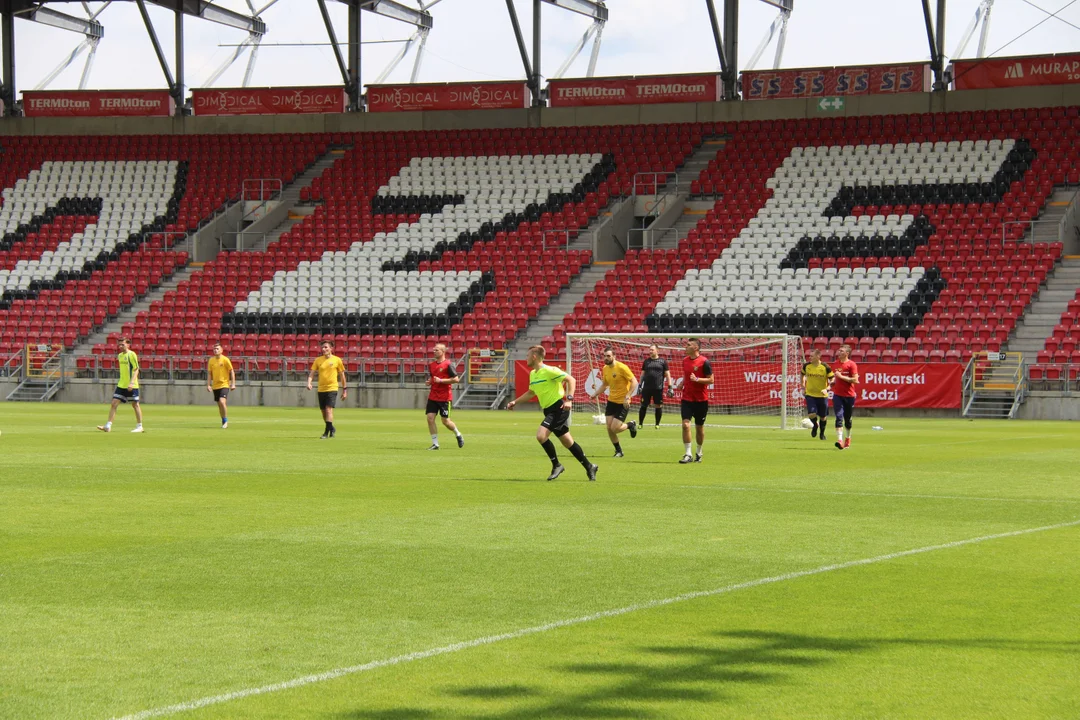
112,518,1080,720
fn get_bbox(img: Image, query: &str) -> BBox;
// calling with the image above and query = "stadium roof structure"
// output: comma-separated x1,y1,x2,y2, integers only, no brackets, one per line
0,0,970,117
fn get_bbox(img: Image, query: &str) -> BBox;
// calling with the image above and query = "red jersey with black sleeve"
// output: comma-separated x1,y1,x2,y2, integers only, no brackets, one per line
831,359,859,398
681,355,713,402
428,360,458,402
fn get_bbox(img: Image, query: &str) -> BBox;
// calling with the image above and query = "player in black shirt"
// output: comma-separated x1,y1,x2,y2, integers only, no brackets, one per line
638,344,673,429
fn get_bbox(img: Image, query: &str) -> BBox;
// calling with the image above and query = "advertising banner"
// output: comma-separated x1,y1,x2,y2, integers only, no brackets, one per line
952,52,1080,90
366,81,529,112
22,90,174,117
514,360,567,403
192,87,346,116
547,73,720,107
741,63,929,100
551,360,963,411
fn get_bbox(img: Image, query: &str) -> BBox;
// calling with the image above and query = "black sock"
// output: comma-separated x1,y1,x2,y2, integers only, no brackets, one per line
568,442,590,467
655,408,662,425
613,442,622,453
541,439,559,463
638,405,647,426
811,418,818,430
325,421,332,433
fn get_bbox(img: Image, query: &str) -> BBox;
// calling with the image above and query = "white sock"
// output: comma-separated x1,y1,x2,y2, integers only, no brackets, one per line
431,434,439,445
454,430,462,438
696,444,703,457
135,423,142,429
837,427,844,442
684,442,692,455
105,421,112,429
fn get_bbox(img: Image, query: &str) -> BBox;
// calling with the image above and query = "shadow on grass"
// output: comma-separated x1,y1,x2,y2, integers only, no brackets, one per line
336,629,1080,719
335,629,870,719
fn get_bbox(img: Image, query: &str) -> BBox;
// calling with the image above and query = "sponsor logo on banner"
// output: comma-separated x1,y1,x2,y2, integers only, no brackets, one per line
555,360,963,411
514,360,568,403
191,87,346,116
742,63,929,100
547,73,720,107
952,52,1080,90
22,90,174,117
366,82,529,112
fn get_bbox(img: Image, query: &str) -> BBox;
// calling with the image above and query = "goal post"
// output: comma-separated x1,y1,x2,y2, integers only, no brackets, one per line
566,333,806,430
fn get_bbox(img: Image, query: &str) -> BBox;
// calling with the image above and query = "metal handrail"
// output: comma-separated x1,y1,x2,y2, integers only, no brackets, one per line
1,349,24,378
1001,219,1064,246
540,229,573,252
242,178,283,203
1025,362,1078,395
220,231,267,253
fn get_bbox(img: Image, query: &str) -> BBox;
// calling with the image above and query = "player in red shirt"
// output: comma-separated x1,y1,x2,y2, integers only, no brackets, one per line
425,343,464,450
831,344,859,450
679,337,714,464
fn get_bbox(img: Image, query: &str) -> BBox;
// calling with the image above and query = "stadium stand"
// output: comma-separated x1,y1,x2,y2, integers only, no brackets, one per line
1,110,1076,376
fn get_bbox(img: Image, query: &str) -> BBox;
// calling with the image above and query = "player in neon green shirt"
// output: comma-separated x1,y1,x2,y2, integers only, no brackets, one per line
507,345,597,482
97,337,144,433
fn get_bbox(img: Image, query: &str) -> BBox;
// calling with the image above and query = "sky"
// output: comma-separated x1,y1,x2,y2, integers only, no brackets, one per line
5,0,1080,94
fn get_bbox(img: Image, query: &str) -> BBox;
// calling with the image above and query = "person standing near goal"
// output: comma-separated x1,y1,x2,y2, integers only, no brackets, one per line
801,348,832,441
831,344,859,450
588,347,639,458
425,343,464,450
679,337,714,464
638,344,673,429
507,345,598,482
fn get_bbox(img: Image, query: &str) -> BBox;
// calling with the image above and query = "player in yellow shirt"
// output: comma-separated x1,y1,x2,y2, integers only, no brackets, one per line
97,337,144,433
206,343,236,429
588,347,639,457
307,340,347,439
801,349,833,440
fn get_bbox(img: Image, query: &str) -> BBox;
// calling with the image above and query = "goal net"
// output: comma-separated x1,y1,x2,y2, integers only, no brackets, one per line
567,333,806,429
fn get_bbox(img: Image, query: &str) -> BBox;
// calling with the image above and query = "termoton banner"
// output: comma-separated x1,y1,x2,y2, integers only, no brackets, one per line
366,81,529,112
192,87,346,116
22,90,175,117
547,73,720,107
951,52,1080,90
741,63,929,100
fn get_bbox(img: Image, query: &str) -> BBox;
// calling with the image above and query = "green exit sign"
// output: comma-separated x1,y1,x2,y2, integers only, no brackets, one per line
817,97,845,112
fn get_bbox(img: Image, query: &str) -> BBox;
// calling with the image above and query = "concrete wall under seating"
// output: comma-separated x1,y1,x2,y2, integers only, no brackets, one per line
3,86,1079,137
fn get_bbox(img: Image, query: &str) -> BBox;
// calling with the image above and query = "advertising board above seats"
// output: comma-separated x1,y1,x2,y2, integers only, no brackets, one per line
741,63,930,100
366,81,529,112
22,89,175,117
547,73,720,107
951,52,1080,90
191,87,346,116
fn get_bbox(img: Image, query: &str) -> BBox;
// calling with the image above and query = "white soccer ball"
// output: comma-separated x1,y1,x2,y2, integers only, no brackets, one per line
801,418,814,429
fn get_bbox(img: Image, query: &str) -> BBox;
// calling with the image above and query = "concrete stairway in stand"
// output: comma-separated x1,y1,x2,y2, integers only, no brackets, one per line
1021,187,1077,244
505,265,613,361
1005,257,1080,358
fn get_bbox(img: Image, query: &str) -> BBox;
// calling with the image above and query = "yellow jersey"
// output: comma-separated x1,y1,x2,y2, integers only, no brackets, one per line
208,355,234,390
118,350,140,389
802,361,834,398
312,355,346,392
602,361,636,404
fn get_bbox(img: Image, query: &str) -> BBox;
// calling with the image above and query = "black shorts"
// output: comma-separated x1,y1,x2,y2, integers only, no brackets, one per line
540,400,571,437
639,388,664,407
213,388,230,402
113,387,140,404
426,399,450,418
604,400,629,422
834,395,855,423
805,396,828,417
318,391,338,410
680,400,709,426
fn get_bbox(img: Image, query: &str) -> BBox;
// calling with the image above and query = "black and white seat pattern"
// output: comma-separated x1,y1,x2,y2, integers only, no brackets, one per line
0,160,184,306
224,153,610,336
649,139,1034,337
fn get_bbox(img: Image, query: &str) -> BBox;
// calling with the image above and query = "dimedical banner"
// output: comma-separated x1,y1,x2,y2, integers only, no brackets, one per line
952,53,1080,90
22,90,174,117
366,81,529,112
550,361,962,411
741,64,929,100
191,87,346,116
548,73,720,107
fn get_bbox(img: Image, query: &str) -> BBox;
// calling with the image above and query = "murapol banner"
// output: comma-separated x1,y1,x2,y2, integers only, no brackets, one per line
952,53,1080,90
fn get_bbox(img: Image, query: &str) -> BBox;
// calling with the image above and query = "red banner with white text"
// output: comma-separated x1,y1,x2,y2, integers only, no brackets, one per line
366,81,529,112
192,87,346,116
951,53,1080,90
546,361,962,411
741,64,929,100
548,73,720,107
23,90,174,117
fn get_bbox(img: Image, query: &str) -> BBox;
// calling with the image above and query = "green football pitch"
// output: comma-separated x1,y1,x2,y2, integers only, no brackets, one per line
1,403,1077,719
